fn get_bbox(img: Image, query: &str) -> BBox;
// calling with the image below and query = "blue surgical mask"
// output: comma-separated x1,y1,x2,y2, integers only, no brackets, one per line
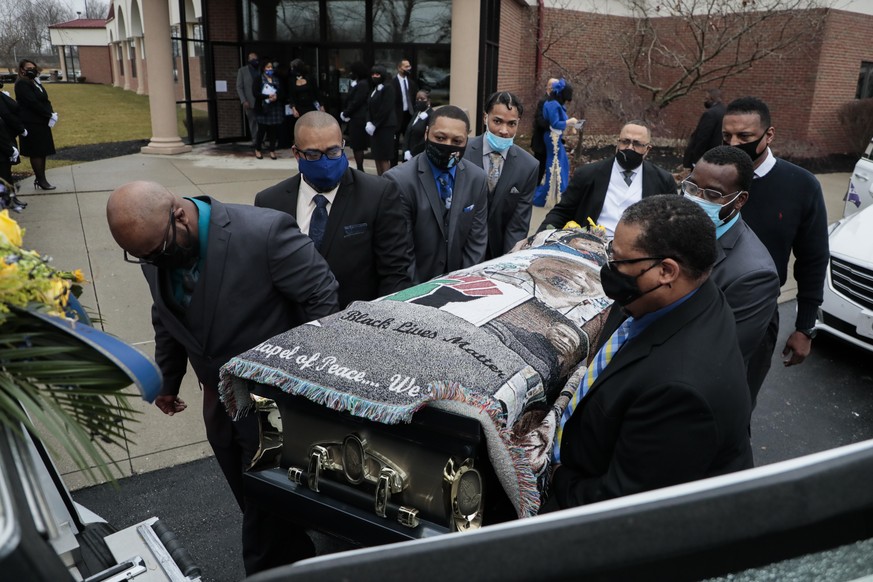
297,153,349,192
683,192,740,239
265,69,273,77
485,127,514,152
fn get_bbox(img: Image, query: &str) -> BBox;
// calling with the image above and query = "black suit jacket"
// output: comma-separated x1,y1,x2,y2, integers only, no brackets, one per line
255,169,412,307
549,279,753,509
683,101,726,168
403,108,433,158
14,78,53,125
538,157,677,231
392,74,418,129
146,198,339,400
530,96,550,155
367,82,398,131
463,135,539,257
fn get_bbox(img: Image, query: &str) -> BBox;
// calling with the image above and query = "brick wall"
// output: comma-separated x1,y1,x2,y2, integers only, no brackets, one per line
498,0,537,119
207,0,245,139
507,5,873,156
78,45,112,84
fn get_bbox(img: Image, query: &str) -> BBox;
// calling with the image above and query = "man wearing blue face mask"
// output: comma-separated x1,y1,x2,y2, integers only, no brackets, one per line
463,91,539,260
255,111,412,307
681,145,780,405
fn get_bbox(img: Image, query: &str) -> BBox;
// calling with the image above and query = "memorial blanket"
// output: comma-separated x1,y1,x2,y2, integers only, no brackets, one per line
219,229,610,517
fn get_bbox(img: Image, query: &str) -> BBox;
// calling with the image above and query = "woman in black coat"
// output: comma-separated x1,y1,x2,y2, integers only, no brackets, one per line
340,61,370,172
14,60,56,190
0,85,27,210
403,89,433,162
366,66,398,176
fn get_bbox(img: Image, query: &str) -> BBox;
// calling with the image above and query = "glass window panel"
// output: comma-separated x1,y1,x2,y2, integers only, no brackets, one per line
276,0,320,42
373,0,451,44
327,1,366,42
416,47,450,106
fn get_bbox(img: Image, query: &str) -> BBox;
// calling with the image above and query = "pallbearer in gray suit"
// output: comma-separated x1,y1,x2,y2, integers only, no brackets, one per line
464,91,539,259
384,105,488,283
106,181,339,574
680,145,779,405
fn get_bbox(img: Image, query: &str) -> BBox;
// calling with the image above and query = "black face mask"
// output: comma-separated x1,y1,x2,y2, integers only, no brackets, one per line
425,140,466,171
152,225,198,270
600,260,663,306
414,101,429,113
24,69,38,79
616,148,644,171
730,133,767,163
249,59,259,68
371,76,382,86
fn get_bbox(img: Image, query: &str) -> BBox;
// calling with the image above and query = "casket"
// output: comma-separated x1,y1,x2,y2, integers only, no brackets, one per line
220,229,610,544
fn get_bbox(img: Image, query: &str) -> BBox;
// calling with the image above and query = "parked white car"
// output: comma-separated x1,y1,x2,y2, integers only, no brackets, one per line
816,203,873,352
844,138,873,217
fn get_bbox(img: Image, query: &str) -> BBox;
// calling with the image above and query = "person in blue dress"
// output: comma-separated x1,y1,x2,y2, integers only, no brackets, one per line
534,79,578,207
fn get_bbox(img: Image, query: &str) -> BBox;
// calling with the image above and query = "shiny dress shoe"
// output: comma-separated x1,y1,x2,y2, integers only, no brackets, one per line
10,195,27,208
34,181,56,191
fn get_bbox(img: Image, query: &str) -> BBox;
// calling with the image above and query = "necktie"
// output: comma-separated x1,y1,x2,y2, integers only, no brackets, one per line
437,172,453,210
402,78,409,111
622,170,635,186
553,317,633,463
487,152,503,193
309,194,329,250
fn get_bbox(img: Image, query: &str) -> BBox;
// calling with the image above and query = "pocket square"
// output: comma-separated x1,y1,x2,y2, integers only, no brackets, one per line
510,186,520,194
463,204,475,213
344,223,368,236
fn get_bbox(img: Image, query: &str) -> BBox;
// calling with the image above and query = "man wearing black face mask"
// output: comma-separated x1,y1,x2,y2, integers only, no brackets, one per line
682,146,779,406
542,194,753,512
682,88,725,169
107,181,339,575
255,111,411,307
384,105,488,283
722,96,828,375
537,120,676,238
236,52,260,147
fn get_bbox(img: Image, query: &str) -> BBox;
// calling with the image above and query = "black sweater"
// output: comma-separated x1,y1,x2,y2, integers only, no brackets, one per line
742,158,828,330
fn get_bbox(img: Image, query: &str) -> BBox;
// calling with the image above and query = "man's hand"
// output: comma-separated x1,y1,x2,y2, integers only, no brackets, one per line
782,330,812,366
242,101,250,110
155,395,188,416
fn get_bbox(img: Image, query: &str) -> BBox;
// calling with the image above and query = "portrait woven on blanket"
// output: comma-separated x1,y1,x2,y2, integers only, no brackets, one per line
219,229,610,517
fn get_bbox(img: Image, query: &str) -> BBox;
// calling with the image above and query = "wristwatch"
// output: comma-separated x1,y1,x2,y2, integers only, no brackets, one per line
797,327,817,339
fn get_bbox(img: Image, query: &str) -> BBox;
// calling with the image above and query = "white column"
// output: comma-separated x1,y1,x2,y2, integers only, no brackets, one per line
57,46,68,81
111,42,122,87
121,40,132,90
134,36,146,94
140,1,190,155
450,0,480,122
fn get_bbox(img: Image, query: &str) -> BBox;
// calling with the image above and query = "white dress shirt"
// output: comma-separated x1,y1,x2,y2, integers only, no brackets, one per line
295,178,340,235
598,159,644,238
753,147,776,179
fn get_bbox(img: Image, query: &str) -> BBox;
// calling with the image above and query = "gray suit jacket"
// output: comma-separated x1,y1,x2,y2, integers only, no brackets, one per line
709,218,780,366
463,135,538,258
384,153,488,283
145,197,339,401
236,64,257,107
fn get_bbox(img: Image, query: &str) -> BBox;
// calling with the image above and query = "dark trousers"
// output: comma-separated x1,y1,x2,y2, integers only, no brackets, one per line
203,385,315,575
255,124,278,152
747,308,779,411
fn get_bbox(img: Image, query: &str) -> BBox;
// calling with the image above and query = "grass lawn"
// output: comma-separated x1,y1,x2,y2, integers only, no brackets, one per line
14,83,153,174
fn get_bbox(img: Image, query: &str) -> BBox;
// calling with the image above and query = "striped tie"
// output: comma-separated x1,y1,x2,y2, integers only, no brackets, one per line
553,317,633,463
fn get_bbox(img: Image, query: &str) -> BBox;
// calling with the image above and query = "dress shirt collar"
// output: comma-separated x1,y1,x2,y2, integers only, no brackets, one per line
753,147,776,179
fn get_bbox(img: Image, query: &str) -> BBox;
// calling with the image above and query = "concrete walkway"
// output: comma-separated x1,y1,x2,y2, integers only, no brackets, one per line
12,146,851,489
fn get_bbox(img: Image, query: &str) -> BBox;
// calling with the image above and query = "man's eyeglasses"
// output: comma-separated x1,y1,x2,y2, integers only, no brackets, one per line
617,138,651,150
605,240,665,266
124,208,176,265
293,141,346,161
680,179,743,204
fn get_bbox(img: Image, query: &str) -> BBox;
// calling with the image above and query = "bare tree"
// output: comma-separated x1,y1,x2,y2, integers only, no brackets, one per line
621,0,828,110
83,0,109,20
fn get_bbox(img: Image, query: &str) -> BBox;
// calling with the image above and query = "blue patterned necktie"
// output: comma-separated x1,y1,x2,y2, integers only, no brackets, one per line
553,317,634,463
309,194,329,249
437,172,453,210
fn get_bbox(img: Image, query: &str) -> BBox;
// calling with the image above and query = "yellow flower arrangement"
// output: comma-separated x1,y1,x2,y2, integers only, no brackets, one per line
0,210,85,322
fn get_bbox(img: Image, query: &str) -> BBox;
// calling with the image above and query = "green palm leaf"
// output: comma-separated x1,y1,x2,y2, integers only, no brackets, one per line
0,308,145,484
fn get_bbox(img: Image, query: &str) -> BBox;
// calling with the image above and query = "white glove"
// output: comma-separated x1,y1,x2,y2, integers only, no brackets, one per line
10,146,19,163
340,112,350,123
21,129,27,137
48,112,58,128
365,122,376,136
403,150,412,162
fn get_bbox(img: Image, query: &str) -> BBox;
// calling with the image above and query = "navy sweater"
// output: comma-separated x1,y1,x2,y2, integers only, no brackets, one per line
742,158,829,330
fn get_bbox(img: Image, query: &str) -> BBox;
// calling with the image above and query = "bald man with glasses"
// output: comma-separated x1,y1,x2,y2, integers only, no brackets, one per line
107,180,338,574
255,111,411,307
537,121,676,237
